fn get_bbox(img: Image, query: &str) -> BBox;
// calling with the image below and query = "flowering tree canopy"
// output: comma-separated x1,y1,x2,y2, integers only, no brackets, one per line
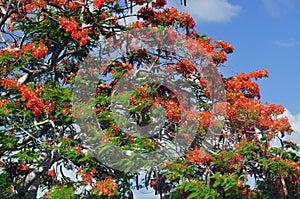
0,0,299,199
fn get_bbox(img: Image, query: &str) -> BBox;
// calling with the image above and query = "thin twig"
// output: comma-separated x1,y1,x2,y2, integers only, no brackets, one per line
14,122,40,143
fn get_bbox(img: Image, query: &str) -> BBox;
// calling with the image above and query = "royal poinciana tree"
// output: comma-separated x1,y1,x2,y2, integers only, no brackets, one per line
0,0,300,198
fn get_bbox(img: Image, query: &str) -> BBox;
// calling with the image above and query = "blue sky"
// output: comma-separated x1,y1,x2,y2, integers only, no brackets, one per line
167,0,300,135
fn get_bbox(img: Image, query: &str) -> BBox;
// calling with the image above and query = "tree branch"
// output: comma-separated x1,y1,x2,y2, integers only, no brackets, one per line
11,150,60,198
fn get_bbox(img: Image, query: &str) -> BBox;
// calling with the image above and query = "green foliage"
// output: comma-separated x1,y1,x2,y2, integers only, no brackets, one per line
0,0,299,199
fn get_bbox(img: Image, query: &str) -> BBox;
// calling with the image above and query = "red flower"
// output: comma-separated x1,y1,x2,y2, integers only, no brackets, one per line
66,2,81,10
94,0,104,8
187,146,215,165
153,0,167,8
32,43,48,60
179,12,195,29
150,179,156,186
177,58,195,75
92,176,118,196
58,17,90,46
1,78,46,116
74,145,81,153
214,40,234,54
47,170,56,178
10,185,14,193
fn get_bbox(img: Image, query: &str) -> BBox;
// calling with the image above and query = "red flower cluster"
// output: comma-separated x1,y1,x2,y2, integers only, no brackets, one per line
32,43,48,60
153,0,167,8
137,7,155,21
161,98,181,123
92,176,118,196
186,146,215,165
225,70,292,137
226,76,261,99
77,167,96,185
111,62,133,75
226,70,269,100
24,0,47,12
199,111,211,128
49,0,67,6
19,42,49,60
0,46,19,62
137,6,195,30
47,170,56,179
93,0,104,8
65,1,81,10
215,40,234,54
58,17,90,46
0,42,49,62
1,78,47,116
179,13,196,29
73,145,81,153
177,58,195,75
184,37,234,64
162,7,179,25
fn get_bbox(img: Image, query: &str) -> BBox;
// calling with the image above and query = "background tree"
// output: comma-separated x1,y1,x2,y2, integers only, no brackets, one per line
0,0,299,198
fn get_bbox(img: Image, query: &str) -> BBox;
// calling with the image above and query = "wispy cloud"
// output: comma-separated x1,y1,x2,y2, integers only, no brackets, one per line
275,40,296,48
169,0,242,23
262,0,295,17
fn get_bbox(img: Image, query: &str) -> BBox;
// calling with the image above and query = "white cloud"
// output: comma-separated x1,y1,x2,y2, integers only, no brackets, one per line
281,109,300,144
169,0,242,23
262,0,295,17
275,40,296,48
